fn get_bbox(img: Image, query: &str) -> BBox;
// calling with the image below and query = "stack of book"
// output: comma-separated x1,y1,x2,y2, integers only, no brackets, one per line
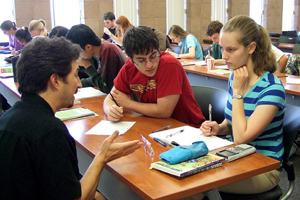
150,154,224,177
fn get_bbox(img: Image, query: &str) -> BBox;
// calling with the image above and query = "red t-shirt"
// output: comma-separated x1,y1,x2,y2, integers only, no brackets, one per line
114,52,206,127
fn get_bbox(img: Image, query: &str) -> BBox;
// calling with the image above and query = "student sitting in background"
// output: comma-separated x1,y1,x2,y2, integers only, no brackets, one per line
48,26,69,38
66,24,127,94
205,20,225,65
11,27,32,56
0,20,23,54
0,37,142,200
196,15,285,199
166,25,204,60
101,12,117,43
104,15,134,47
28,19,48,37
205,20,288,72
103,26,206,128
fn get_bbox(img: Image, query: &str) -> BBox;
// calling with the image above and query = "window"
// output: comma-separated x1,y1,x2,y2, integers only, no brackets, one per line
211,0,227,25
50,0,83,29
0,0,15,42
282,0,295,31
166,0,185,32
250,0,264,25
114,0,138,26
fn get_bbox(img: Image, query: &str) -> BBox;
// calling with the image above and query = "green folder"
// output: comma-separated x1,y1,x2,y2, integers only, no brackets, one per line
55,107,95,121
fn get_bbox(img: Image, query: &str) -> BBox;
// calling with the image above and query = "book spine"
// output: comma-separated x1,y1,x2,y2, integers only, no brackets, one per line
180,162,223,177
0,67,13,73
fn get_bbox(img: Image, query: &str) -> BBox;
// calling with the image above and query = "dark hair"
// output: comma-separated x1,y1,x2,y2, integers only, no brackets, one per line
222,15,277,75
66,24,101,49
103,12,115,21
15,27,32,43
206,21,223,36
0,20,17,31
123,26,159,58
17,37,83,94
49,26,69,38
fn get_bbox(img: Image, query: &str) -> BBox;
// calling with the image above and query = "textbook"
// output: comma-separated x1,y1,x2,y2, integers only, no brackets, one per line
0,65,13,73
55,107,95,121
149,126,233,151
150,154,224,177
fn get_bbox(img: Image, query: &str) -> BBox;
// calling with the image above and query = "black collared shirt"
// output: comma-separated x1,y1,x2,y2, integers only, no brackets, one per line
0,93,81,200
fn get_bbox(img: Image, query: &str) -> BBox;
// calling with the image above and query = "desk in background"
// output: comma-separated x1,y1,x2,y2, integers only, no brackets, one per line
181,59,300,107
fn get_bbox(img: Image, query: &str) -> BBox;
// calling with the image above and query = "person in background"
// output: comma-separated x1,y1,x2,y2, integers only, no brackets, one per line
11,27,32,56
205,20,225,65
101,12,117,43
151,27,173,52
0,20,23,54
28,19,48,37
205,20,288,72
104,15,134,47
196,15,285,199
0,37,142,200
166,24,204,60
48,26,69,38
103,26,206,128
66,24,127,94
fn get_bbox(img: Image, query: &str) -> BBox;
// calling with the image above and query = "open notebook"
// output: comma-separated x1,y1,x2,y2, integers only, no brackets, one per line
149,126,233,151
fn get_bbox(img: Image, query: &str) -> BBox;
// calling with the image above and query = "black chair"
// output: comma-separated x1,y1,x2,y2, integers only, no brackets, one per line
218,104,300,200
278,36,298,44
292,43,300,54
282,30,298,37
191,85,228,124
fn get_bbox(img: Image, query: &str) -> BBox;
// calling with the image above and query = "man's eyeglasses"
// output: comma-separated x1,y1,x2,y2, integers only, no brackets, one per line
132,51,160,67
140,134,155,157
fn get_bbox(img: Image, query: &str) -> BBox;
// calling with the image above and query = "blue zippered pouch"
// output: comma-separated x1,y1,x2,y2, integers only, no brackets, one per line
159,141,208,164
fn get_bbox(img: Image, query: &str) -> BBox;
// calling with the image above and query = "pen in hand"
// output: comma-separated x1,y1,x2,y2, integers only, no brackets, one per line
109,92,120,107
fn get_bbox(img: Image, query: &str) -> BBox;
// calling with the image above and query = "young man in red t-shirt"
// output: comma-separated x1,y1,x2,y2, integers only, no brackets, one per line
103,26,206,128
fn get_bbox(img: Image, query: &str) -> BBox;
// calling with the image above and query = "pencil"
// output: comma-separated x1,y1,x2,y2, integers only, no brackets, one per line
109,92,120,107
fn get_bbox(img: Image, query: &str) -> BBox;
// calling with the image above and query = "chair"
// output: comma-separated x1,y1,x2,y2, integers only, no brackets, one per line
218,104,300,200
292,43,300,54
278,36,298,44
191,85,228,124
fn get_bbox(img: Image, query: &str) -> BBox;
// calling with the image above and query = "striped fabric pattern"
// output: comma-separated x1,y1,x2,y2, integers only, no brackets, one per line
225,72,286,165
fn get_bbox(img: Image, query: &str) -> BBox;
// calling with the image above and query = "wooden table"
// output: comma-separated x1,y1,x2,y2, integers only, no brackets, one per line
181,59,300,107
278,43,295,50
65,98,280,200
0,78,280,199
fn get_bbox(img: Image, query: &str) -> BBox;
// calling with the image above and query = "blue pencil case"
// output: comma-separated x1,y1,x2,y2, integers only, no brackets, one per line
159,141,208,164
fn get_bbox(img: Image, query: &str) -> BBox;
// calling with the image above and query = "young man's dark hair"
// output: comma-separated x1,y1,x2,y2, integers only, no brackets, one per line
66,24,101,49
206,20,223,37
123,26,160,58
17,37,82,94
49,26,69,38
103,12,115,21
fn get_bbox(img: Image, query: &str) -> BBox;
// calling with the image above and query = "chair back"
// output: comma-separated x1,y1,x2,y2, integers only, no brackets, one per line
278,36,298,44
191,85,228,124
292,43,300,54
282,104,300,165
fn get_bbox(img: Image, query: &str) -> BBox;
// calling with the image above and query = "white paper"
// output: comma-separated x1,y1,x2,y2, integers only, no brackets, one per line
214,65,228,69
286,78,300,84
149,125,233,151
85,120,136,135
192,60,207,66
74,87,106,99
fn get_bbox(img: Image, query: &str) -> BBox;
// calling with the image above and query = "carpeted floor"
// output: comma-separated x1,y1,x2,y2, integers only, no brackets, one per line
278,147,300,199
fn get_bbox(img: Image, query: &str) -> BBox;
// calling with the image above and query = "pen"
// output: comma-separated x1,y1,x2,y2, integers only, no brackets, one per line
109,92,120,107
151,125,171,133
171,141,180,146
166,129,184,138
153,137,167,147
277,75,288,78
209,104,212,135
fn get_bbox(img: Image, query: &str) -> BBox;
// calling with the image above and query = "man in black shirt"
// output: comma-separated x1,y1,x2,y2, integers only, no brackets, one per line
0,37,142,200
101,12,117,43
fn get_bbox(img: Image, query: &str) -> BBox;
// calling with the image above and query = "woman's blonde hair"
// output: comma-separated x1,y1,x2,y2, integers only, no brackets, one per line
222,15,277,75
115,15,134,37
168,25,189,38
29,19,47,32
